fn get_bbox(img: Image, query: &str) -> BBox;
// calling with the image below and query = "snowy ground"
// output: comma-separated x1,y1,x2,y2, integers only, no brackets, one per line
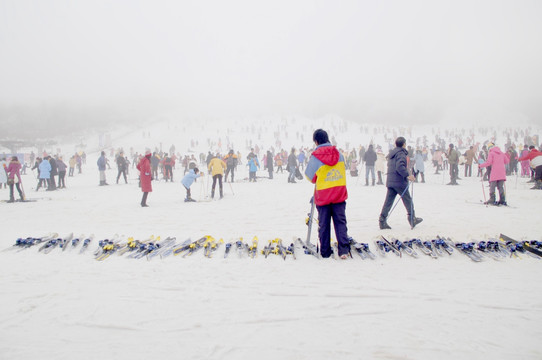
1,123,541,360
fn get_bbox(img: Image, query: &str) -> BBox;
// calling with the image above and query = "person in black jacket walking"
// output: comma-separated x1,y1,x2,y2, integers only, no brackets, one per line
379,137,423,230
48,156,58,191
363,144,377,186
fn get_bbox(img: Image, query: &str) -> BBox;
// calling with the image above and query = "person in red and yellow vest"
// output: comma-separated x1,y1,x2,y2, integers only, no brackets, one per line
304,129,350,259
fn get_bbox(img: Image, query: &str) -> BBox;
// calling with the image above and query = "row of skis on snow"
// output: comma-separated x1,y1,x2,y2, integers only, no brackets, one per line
4,233,542,262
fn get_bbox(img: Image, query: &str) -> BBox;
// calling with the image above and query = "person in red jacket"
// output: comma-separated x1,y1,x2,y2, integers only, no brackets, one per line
137,150,153,207
304,129,350,259
518,145,542,189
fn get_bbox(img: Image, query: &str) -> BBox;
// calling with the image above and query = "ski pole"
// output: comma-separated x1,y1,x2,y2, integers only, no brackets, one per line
228,181,235,195
387,183,410,219
410,181,414,227
481,177,487,204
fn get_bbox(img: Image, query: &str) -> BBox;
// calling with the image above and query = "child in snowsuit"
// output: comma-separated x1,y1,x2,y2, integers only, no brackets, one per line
181,168,203,202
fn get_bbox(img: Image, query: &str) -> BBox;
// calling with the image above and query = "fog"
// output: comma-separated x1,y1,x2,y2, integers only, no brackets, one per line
1,0,541,130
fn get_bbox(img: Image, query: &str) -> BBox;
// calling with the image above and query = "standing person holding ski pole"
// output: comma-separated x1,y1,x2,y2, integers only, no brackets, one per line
304,129,350,259
479,143,510,205
378,137,423,230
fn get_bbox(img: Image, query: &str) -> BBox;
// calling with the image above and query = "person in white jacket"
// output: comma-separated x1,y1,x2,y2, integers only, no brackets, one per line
0,158,8,189
375,147,386,185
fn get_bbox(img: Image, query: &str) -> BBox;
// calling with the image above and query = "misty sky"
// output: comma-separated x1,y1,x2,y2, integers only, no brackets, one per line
1,0,541,122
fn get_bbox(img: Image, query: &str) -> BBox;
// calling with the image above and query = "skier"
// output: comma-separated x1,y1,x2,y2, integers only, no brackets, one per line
56,156,67,188
518,145,542,189
378,137,423,230
446,144,460,185
208,153,226,199
363,144,377,186
297,149,306,171
287,148,298,183
181,167,203,202
464,146,477,177
48,156,58,190
413,149,425,183
265,150,274,179
97,151,108,186
223,150,238,183
137,150,153,207
163,153,174,182
0,157,7,189
375,146,386,185
479,143,510,205
116,151,128,184
304,129,350,259
4,156,24,202
247,155,260,182
519,145,530,177
37,157,51,191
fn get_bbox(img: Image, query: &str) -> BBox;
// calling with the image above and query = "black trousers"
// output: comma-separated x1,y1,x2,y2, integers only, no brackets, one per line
224,166,235,182
212,174,223,197
380,184,414,219
117,169,127,183
316,201,350,258
450,164,458,182
9,183,24,200
58,171,66,187
141,192,149,206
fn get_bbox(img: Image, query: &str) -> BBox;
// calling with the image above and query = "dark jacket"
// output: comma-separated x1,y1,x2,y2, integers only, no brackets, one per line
287,153,297,168
49,158,58,176
364,147,377,166
386,147,410,188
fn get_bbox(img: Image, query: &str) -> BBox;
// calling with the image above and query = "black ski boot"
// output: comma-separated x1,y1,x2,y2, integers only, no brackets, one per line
379,215,391,230
408,216,423,228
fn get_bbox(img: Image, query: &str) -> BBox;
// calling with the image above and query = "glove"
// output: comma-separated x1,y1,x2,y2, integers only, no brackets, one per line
145,172,150,176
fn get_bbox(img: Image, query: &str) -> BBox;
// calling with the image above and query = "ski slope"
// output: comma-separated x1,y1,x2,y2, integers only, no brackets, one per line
1,118,541,360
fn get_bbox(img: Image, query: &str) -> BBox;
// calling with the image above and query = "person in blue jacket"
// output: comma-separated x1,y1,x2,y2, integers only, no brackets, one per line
181,168,203,202
247,156,260,182
38,157,52,191
97,151,108,186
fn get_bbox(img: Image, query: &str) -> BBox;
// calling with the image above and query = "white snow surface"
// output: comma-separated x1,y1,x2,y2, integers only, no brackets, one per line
1,119,541,360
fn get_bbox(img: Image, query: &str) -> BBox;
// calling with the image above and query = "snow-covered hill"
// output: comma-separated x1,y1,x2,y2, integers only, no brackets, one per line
1,116,541,360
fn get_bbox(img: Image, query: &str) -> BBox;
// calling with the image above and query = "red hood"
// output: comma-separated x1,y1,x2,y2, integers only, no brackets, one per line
313,145,340,166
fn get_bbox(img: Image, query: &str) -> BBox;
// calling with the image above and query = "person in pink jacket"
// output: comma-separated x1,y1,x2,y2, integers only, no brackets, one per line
4,156,25,202
479,143,510,205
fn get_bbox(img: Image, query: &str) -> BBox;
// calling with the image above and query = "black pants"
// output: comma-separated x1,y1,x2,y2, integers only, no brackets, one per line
164,165,173,181
489,180,505,202
212,174,223,197
316,201,350,258
48,176,56,190
184,185,191,199
224,166,235,182
450,164,458,183
117,169,127,183
141,192,149,206
58,171,66,188
9,183,24,200
380,184,414,219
